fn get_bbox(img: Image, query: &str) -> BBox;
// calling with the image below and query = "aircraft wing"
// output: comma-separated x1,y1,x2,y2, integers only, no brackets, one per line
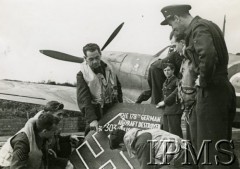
0,79,135,111
0,80,79,111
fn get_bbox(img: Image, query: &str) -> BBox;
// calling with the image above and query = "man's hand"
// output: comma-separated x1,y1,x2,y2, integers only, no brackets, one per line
70,135,80,147
65,161,74,169
182,45,186,57
156,101,165,108
135,90,151,104
70,135,79,142
90,120,99,132
195,75,200,87
48,149,57,158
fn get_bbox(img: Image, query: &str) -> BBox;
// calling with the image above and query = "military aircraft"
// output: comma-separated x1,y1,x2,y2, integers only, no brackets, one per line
37,22,240,169
0,21,240,168
0,21,240,123
38,22,240,126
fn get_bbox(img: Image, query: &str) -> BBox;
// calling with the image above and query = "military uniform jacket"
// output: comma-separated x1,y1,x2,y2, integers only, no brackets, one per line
124,128,185,169
184,16,229,88
0,121,44,169
136,51,184,104
151,51,184,77
76,60,123,123
162,75,182,115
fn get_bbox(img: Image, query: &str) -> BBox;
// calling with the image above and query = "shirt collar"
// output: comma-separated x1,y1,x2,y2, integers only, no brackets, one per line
34,122,44,149
166,75,175,83
185,16,201,38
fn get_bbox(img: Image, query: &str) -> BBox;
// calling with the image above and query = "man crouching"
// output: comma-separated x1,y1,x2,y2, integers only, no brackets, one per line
0,113,59,169
109,128,196,169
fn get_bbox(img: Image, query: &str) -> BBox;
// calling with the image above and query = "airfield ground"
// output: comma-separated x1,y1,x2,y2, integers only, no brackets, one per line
0,95,239,168
1,126,240,168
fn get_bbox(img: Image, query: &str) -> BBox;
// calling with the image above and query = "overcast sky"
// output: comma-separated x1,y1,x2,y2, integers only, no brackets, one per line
0,0,239,83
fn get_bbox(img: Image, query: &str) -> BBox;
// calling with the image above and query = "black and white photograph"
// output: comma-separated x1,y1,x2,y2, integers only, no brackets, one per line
0,0,240,168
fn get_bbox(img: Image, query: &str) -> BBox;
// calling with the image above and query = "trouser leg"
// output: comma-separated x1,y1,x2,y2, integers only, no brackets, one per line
163,115,169,132
196,82,237,169
148,61,166,104
167,114,183,138
188,107,198,152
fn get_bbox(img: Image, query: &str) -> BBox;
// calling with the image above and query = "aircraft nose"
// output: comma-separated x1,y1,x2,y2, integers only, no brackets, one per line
230,73,240,128
230,73,240,92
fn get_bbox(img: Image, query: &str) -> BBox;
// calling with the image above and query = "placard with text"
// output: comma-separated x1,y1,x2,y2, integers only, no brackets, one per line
70,103,164,169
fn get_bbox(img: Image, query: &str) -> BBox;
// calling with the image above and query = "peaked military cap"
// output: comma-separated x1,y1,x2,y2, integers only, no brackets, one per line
160,4,191,25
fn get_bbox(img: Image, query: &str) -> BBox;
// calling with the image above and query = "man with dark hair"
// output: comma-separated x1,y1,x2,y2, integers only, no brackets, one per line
156,63,183,138
34,101,64,120
0,113,59,169
82,43,101,57
160,4,238,168
44,100,64,112
136,31,183,104
109,128,189,169
34,101,78,169
77,43,123,135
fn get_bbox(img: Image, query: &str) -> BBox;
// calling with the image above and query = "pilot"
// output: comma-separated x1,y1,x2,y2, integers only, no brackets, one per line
160,4,238,168
76,43,123,135
136,31,183,104
0,113,59,169
33,101,79,169
109,128,195,169
156,63,183,138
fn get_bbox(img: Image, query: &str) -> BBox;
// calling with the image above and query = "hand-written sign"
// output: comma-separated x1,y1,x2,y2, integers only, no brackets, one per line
99,103,163,133
70,103,164,169
102,113,161,133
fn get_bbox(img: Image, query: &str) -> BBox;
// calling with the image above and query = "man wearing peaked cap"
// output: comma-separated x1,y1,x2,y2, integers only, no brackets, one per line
160,4,239,169
160,5,191,25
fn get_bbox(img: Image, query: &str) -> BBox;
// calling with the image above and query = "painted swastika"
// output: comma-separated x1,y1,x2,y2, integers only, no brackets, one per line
72,131,135,169
70,103,163,169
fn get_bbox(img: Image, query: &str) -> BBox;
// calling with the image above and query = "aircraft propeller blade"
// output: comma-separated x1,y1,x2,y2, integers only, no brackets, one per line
40,22,124,63
153,45,170,58
101,22,124,51
39,50,84,63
